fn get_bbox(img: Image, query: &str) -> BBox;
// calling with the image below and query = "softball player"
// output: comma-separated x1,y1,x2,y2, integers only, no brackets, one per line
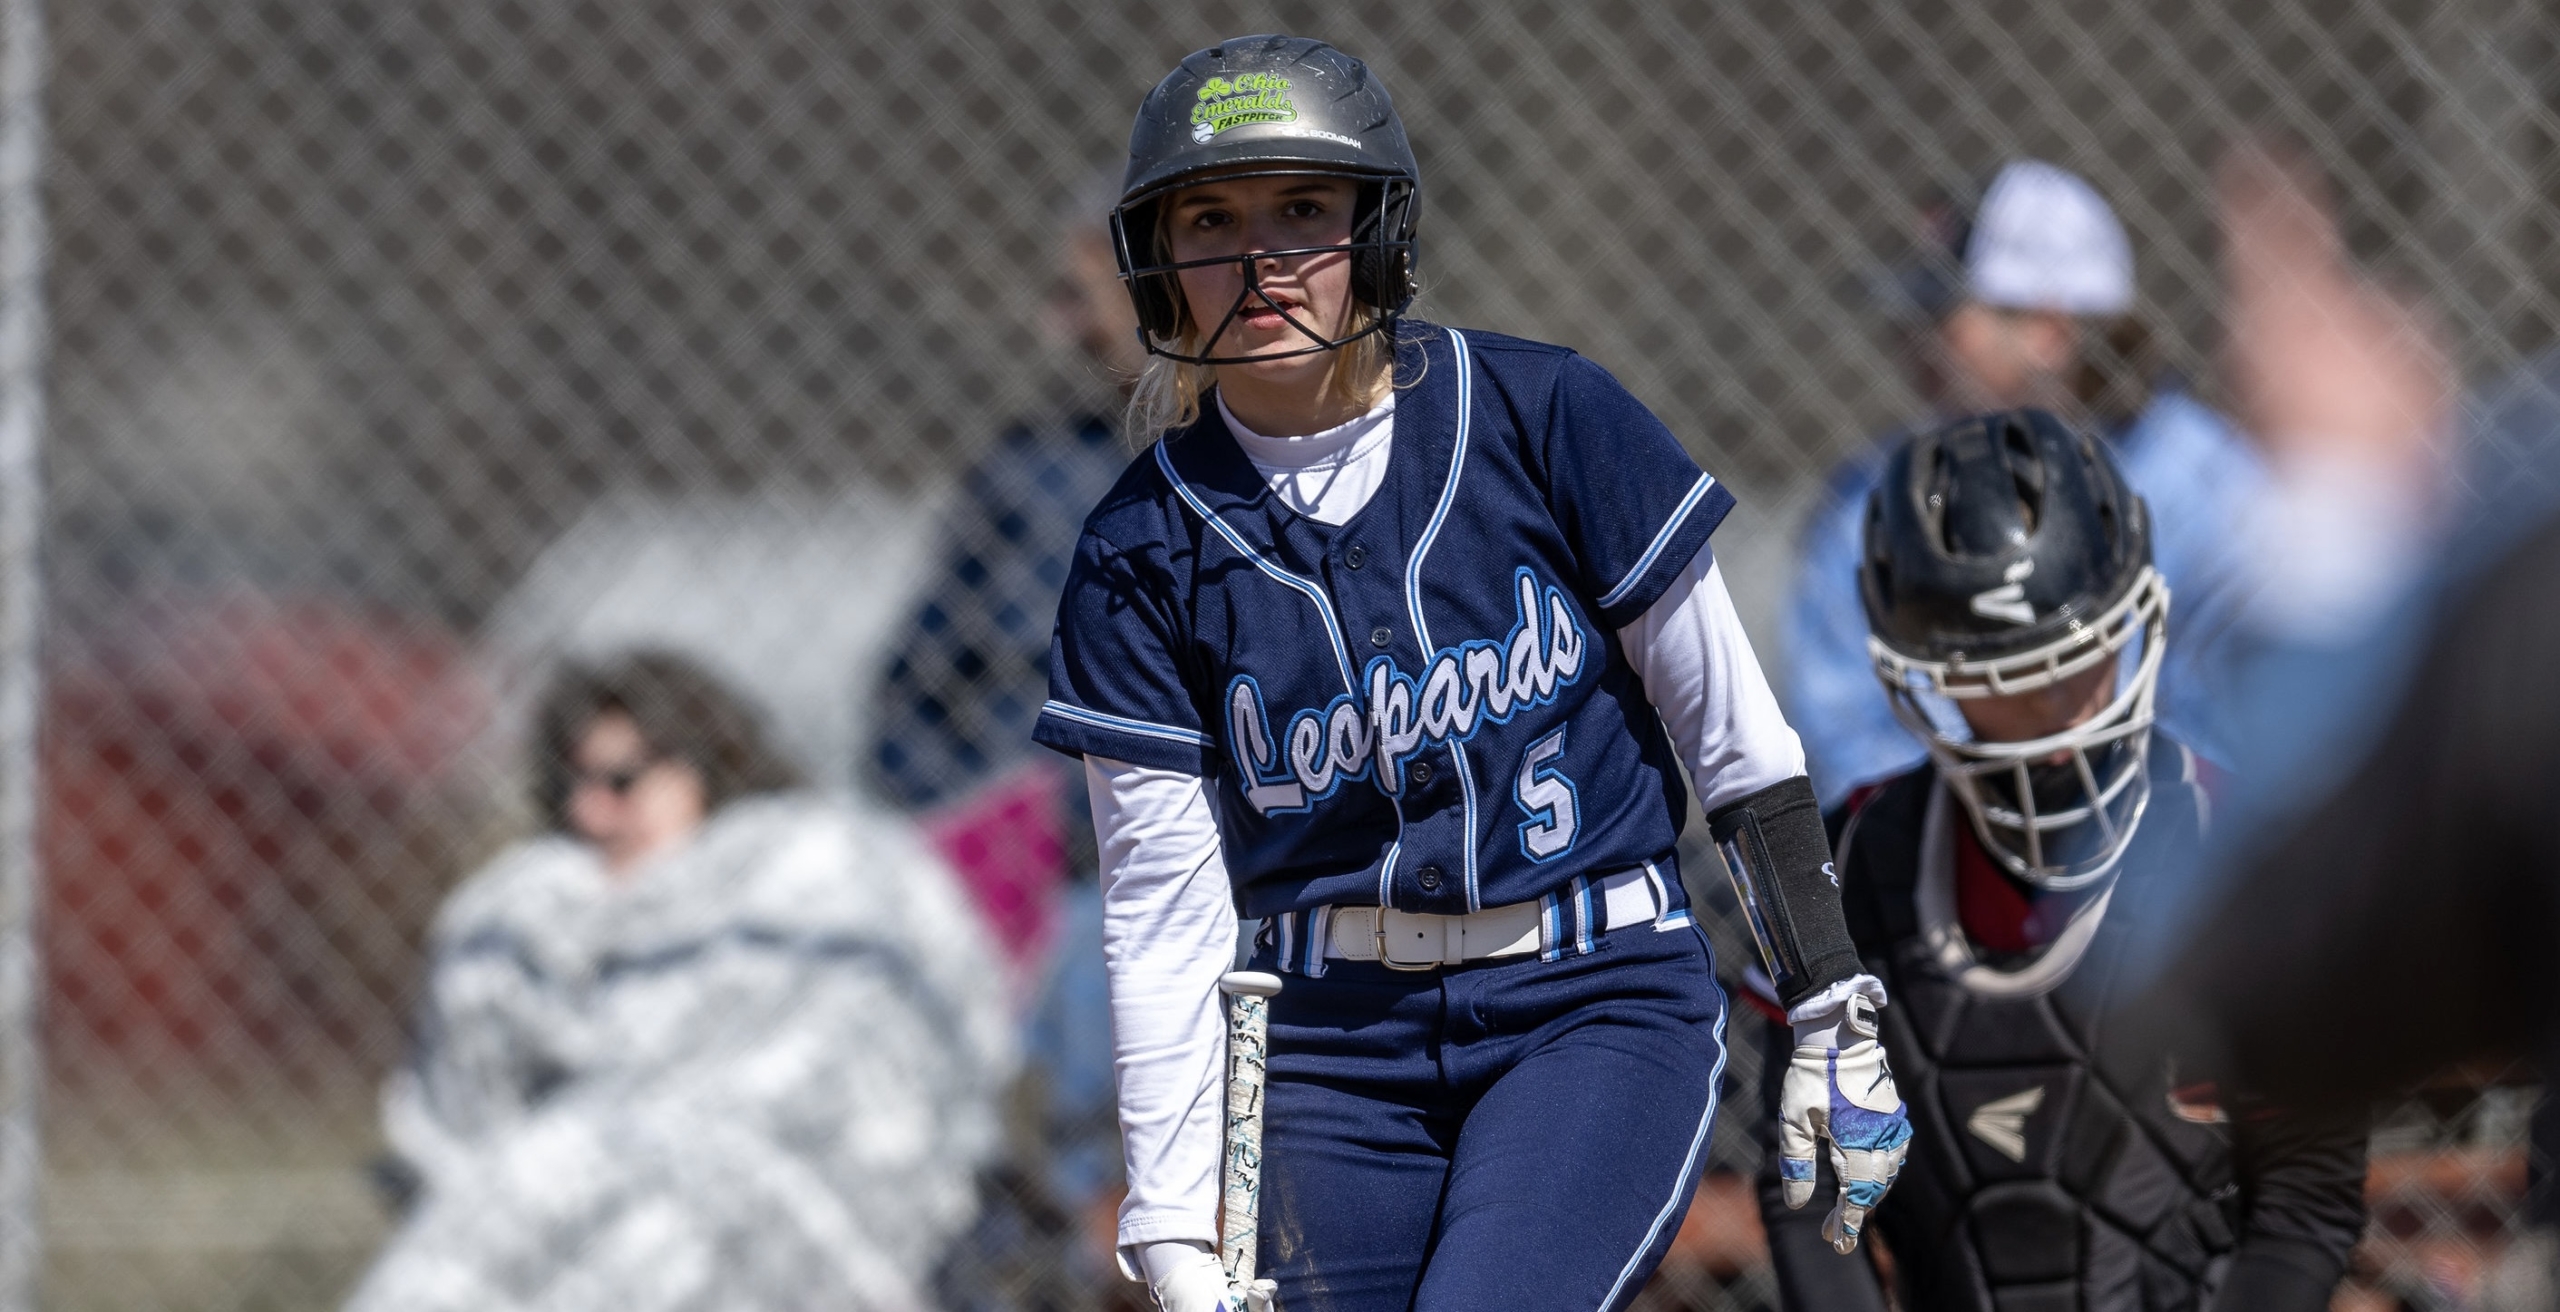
1033,35,1913,1311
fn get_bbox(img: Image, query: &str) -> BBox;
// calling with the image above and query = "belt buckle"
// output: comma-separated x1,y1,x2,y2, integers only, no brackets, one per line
1374,908,1444,971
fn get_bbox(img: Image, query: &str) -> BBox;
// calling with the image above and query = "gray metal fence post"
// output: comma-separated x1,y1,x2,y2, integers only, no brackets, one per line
0,0,43,1306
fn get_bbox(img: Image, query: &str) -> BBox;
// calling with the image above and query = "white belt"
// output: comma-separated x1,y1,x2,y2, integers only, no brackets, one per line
1326,867,1666,969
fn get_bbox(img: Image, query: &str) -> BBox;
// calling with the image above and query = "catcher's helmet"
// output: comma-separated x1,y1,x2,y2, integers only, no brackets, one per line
1112,35,1420,364
1859,408,2170,888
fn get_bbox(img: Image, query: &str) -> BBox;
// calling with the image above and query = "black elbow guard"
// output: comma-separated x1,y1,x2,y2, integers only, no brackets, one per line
1707,775,1861,1012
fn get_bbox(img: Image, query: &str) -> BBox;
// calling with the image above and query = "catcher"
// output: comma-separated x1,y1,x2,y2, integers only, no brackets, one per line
1755,408,2368,1311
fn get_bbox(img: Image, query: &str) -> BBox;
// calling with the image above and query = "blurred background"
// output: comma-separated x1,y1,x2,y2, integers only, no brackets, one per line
0,0,2552,1308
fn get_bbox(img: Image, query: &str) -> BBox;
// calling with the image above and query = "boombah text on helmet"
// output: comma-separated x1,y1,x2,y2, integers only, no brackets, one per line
1111,35,1421,364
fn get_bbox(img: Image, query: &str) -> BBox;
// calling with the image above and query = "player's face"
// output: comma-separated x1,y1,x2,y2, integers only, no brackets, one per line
1162,173,1360,365
1956,655,2117,749
565,710,708,875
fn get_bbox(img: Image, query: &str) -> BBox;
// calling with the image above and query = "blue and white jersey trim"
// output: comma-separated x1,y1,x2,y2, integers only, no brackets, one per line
1406,330,1483,909
1598,470,1721,611
1405,329,1475,655
1645,860,1695,930
1538,875,1602,963
1269,906,1333,978
1037,700,1213,748
1452,755,1484,912
1155,441,1359,692
1600,997,1727,1311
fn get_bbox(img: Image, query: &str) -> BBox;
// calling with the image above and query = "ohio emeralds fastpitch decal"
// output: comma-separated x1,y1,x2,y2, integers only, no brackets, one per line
1191,73,1297,142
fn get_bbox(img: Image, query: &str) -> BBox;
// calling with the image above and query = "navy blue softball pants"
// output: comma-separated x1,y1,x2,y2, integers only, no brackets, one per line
1248,918,1728,1312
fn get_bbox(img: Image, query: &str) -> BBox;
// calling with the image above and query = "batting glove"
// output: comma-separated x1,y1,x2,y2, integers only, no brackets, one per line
1139,1242,1274,1312
1779,988,1913,1254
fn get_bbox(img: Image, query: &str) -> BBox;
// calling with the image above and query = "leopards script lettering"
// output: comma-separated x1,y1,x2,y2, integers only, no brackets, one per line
1226,569,1586,815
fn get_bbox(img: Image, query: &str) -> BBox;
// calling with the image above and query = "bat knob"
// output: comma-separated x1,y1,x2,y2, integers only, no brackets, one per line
1219,970,1284,998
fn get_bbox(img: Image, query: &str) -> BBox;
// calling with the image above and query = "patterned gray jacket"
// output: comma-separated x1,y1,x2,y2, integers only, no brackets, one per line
347,793,1015,1312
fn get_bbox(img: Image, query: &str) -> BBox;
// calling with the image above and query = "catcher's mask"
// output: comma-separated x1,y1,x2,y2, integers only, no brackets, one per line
1859,408,2169,890
1112,35,1420,366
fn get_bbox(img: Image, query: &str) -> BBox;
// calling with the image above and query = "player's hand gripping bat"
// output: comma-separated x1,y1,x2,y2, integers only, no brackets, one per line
1219,972,1283,1312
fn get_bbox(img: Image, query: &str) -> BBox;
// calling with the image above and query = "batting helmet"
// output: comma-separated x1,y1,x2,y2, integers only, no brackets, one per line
1112,35,1420,364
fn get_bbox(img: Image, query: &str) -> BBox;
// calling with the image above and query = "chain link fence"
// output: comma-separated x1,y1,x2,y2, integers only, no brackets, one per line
17,0,2560,1308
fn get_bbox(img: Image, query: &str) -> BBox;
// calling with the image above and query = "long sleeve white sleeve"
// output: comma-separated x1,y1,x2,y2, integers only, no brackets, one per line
1082,755,1235,1273
1624,550,1892,1023
1617,549,1808,813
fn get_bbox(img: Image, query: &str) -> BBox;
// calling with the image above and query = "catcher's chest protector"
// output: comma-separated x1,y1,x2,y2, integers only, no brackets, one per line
1840,747,2239,1312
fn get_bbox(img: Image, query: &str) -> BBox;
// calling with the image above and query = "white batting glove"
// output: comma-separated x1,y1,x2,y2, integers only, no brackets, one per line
1139,1241,1268,1312
1779,989,1913,1254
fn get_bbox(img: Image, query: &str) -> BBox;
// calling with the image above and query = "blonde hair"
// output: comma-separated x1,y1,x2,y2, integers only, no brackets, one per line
1125,303,1396,446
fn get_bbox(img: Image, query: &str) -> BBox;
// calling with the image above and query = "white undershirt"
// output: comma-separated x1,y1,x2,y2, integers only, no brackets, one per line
1097,407,1808,1266
1216,389,1398,524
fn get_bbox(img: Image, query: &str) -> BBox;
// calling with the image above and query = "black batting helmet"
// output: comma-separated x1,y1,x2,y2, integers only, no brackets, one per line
1111,35,1420,364
1859,408,2171,888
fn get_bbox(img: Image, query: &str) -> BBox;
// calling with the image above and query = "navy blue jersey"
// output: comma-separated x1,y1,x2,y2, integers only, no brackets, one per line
1033,323,1736,919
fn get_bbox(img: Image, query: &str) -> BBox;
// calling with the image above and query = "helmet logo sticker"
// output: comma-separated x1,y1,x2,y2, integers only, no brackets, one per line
1191,73,1298,143
1969,558,2036,626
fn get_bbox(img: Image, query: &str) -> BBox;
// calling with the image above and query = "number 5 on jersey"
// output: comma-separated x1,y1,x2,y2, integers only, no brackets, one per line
1516,728,1579,862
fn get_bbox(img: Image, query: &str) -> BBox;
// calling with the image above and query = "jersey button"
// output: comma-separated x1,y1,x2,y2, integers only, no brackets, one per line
1345,544,1367,569
1410,761,1433,786
1416,866,1443,892
1370,626,1393,648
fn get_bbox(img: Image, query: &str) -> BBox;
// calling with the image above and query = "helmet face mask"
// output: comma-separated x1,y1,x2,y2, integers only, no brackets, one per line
1113,36,1422,366
1111,168,1418,366
1858,408,2169,890
1872,567,2168,888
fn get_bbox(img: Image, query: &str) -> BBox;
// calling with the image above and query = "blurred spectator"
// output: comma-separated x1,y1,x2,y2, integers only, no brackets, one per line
1782,159,2265,806
870,173,1142,1305
480,486,940,798
346,651,1013,1312
870,169,1140,814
